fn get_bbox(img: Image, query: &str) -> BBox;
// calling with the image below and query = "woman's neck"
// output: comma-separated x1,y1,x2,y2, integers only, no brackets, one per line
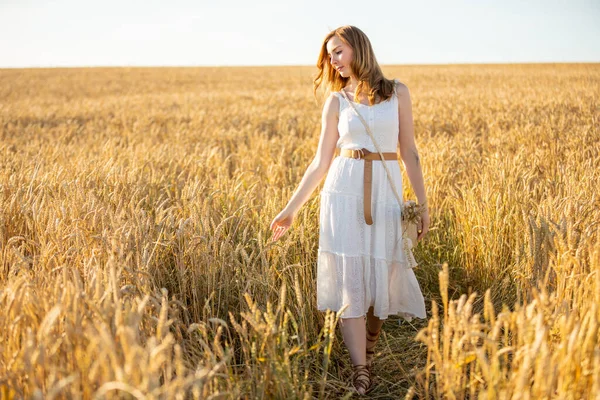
345,76,360,92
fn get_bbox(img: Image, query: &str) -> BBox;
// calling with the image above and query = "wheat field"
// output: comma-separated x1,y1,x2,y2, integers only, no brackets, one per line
0,63,598,399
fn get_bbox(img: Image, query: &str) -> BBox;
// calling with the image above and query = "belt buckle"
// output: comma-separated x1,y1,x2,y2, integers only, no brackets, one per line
353,149,364,159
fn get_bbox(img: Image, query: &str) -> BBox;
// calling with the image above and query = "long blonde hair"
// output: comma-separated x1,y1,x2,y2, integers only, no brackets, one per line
313,25,396,106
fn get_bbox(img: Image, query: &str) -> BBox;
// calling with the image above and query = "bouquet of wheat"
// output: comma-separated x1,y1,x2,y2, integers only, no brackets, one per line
401,200,427,244
399,200,427,268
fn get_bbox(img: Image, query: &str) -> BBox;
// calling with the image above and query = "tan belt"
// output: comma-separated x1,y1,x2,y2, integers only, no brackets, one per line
339,148,398,225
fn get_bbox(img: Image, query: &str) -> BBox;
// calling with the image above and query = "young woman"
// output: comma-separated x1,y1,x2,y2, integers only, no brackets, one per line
269,25,429,395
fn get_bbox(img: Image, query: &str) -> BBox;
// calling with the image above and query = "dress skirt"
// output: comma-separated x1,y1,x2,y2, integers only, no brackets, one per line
316,155,427,321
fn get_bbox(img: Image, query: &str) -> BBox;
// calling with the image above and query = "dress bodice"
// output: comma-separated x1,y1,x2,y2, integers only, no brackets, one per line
334,79,399,153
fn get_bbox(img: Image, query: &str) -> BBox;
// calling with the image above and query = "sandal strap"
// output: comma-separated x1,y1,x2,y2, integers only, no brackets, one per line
366,330,380,369
366,328,381,353
366,327,381,339
353,364,371,391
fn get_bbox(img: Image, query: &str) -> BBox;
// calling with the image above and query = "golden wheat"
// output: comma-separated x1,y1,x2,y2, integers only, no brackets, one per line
0,63,598,398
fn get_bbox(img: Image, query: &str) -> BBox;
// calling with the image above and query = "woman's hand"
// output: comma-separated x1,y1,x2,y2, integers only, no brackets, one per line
269,208,296,242
417,210,430,242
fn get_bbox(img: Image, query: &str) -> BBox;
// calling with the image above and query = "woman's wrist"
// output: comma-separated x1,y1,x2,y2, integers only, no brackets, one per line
284,204,299,216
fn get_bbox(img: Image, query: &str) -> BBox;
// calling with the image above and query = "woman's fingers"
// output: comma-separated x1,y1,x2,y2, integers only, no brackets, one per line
270,224,288,242
271,231,280,242
271,226,278,241
416,219,429,241
277,228,286,241
270,209,295,242
270,219,278,231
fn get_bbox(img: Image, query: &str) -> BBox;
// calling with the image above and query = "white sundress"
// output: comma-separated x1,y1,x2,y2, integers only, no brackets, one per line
317,79,427,321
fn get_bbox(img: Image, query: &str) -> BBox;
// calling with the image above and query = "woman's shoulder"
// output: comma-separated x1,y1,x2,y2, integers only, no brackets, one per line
327,91,341,103
322,92,341,115
392,79,412,111
392,78,410,95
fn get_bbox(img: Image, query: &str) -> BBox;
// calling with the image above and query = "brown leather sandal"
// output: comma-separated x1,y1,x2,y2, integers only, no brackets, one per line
366,327,381,369
352,364,372,395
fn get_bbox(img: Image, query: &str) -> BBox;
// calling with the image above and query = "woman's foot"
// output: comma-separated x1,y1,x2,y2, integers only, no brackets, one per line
352,364,372,395
366,327,381,369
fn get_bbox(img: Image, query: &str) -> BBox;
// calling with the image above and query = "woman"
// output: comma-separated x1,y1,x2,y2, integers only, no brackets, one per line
269,25,429,395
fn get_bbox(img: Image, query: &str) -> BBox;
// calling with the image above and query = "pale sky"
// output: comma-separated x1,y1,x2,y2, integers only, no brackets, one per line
1,0,599,68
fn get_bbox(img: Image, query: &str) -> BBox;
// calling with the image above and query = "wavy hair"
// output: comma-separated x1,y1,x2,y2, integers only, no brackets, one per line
313,25,396,106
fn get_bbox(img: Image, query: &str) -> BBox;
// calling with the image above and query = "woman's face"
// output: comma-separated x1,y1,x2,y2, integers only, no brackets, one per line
326,36,354,78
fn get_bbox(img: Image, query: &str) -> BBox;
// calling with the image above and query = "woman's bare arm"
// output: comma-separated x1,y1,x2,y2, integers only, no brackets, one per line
282,93,340,215
396,82,427,205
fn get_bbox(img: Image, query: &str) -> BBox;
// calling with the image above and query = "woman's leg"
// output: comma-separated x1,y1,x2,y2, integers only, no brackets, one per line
366,306,384,366
339,316,371,394
339,316,367,365
366,306,385,335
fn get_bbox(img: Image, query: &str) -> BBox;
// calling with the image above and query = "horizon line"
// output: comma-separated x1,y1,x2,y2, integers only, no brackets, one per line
1,60,599,70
